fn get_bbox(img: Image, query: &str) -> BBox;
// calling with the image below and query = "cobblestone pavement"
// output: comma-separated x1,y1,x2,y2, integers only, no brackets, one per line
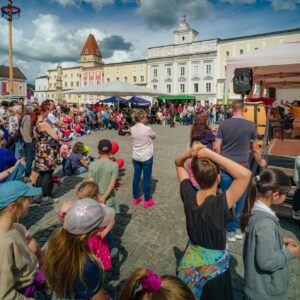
20,125,300,299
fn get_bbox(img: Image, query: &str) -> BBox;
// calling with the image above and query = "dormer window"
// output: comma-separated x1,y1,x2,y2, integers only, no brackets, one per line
85,48,89,55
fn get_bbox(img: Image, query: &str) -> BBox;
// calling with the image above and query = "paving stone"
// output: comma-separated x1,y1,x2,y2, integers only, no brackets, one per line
20,125,300,300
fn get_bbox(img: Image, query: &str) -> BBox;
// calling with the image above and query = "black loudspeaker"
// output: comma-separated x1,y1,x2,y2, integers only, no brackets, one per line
233,68,253,95
268,87,276,98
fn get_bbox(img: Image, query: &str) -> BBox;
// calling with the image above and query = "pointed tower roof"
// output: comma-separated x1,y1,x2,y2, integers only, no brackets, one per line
174,15,199,35
80,34,101,57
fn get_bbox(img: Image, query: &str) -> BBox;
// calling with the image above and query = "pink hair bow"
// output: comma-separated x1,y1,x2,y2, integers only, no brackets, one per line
140,269,161,293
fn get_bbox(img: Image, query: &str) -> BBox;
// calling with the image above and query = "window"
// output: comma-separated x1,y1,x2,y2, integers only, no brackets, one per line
96,80,100,85
153,85,157,90
193,65,199,75
254,47,258,51
167,84,171,93
240,49,244,55
194,83,199,93
49,83,52,88
70,82,73,87
54,76,56,79
76,81,79,87
182,36,185,41
116,77,119,81
206,83,211,92
167,67,171,77
180,67,185,76
64,82,67,87
107,78,110,83
133,76,137,83
84,81,87,86
180,84,185,93
153,69,157,77
85,48,89,54
54,83,56,88
226,51,230,57
71,74,73,78
206,65,211,74
140,76,144,82
19,84,23,91
124,77,128,82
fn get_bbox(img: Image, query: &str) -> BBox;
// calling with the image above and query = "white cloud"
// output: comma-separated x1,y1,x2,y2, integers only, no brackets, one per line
136,0,213,28
221,0,255,4
269,0,300,10
0,13,141,82
53,0,114,9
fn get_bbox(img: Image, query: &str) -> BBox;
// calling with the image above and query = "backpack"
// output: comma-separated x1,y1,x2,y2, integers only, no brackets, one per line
63,158,73,176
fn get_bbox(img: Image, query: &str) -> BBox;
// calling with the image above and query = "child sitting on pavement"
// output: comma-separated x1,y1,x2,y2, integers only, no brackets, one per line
0,181,44,299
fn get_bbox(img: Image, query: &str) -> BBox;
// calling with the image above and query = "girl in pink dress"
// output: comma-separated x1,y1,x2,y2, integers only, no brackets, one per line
58,181,115,270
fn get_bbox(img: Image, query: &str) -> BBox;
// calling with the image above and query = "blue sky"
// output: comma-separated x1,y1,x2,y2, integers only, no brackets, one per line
0,0,300,82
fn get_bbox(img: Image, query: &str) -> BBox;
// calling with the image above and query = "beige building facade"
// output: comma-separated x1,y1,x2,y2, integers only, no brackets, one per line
104,59,147,87
217,28,300,101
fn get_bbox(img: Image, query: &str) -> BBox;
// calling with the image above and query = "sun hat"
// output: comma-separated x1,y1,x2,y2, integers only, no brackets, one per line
63,198,115,235
0,181,42,209
98,139,112,153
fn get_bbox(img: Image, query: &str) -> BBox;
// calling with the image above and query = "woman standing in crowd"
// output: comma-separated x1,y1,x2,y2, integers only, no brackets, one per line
32,103,60,205
20,105,35,181
187,115,216,188
44,199,110,300
241,168,299,300
131,110,156,208
175,143,251,299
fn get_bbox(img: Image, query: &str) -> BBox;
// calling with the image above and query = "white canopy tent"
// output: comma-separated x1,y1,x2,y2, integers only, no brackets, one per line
225,42,300,92
64,80,164,97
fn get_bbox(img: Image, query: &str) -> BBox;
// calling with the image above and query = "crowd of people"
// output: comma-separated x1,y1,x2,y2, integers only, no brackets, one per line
0,96,299,300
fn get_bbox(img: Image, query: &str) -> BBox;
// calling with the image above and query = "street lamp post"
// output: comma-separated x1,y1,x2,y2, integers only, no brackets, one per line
1,0,21,98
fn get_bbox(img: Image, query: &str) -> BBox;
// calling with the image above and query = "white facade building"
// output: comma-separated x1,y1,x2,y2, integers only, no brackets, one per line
34,75,49,100
147,17,218,102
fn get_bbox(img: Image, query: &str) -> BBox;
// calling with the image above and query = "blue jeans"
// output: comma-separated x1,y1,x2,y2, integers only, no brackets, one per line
0,163,25,183
74,166,88,175
15,140,23,160
24,142,35,176
221,169,246,232
132,157,153,201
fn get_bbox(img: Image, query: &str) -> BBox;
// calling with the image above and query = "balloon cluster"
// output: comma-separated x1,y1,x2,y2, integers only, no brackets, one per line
111,141,124,169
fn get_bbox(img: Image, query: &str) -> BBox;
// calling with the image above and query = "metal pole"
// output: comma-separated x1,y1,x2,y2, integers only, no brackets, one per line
8,0,13,97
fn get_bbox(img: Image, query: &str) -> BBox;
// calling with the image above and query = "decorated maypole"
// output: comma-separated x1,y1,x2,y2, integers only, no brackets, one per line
1,0,21,97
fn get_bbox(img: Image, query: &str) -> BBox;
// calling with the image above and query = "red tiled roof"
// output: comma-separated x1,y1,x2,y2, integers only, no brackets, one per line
80,34,101,57
0,65,27,80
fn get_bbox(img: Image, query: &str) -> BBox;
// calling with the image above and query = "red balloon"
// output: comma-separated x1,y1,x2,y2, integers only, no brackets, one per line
116,158,124,169
74,124,81,133
63,117,70,124
63,129,71,136
111,142,119,155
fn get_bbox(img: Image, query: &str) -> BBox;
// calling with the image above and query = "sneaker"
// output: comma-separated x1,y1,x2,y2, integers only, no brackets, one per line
227,231,236,242
235,229,243,240
40,197,58,206
132,196,142,206
293,210,300,220
143,199,155,208
111,247,118,258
